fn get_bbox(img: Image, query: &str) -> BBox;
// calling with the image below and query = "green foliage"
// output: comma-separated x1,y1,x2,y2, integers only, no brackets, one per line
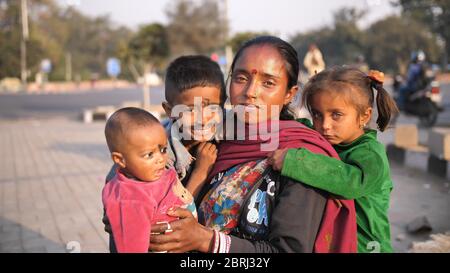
395,0,449,67
227,31,270,53
290,7,442,74
366,16,441,74
126,23,170,75
165,0,227,56
290,8,366,70
0,0,133,81
1,0,446,81
0,0,46,79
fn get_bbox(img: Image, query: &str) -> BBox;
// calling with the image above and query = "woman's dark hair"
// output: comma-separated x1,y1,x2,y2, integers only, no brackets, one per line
229,36,299,120
302,66,399,132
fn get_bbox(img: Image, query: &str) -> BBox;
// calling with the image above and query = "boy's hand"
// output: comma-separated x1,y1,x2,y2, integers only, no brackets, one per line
185,142,217,198
194,142,217,175
267,148,289,171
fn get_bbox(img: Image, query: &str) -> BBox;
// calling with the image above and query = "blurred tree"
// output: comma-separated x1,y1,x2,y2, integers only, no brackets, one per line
126,23,170,77
365,15,441,74
227,31,270,53
0,0,46,79
290,7,441,75
38,7,133,81
327,7,367,65
165,0,228,56
394,0,449,68
0,0,133,81
290,7,366,71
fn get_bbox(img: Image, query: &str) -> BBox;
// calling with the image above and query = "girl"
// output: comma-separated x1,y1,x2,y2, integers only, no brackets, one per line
268,67,398,253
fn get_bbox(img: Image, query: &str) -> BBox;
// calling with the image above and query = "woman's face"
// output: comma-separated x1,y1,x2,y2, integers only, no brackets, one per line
230,45,297,124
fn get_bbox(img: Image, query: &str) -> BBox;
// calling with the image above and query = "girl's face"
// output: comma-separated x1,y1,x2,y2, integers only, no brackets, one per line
230,45,297,124
310,90,371,145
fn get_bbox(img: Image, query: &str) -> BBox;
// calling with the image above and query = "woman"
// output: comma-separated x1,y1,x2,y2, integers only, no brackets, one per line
150,36,357,253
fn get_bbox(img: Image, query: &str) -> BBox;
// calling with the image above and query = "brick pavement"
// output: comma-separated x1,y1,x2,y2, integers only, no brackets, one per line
0,118,110,253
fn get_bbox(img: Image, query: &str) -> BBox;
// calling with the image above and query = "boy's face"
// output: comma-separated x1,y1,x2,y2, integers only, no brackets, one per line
114,124,169,182
163,86,223,143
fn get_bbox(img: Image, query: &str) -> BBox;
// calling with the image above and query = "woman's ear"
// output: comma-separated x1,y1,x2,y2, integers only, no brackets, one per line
111,152,126,169
162,102,172,118
284,85,299,105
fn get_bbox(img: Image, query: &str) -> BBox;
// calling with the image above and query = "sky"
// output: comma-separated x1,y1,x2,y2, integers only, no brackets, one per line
57,0,400,40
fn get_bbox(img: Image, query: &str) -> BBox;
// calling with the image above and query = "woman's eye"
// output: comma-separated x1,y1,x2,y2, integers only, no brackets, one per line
233,74,247,83
145,152,153,158
161,147,168,154
262,80,276,87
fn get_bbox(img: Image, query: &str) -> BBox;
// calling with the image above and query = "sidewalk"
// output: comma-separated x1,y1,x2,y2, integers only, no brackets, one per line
0,118,110,252
389,161,450,252
0,118,449,253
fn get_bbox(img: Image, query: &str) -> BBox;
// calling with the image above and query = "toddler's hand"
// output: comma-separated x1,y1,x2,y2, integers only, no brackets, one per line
267,148,289,171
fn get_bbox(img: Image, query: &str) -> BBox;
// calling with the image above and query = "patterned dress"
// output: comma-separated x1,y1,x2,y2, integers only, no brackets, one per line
199,159,269,234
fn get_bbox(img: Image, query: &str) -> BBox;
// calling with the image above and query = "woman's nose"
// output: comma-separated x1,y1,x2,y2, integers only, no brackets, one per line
244,80,258,100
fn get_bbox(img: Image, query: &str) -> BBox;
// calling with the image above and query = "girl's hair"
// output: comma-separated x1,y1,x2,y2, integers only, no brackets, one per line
302,66,398,132
229,35,299,120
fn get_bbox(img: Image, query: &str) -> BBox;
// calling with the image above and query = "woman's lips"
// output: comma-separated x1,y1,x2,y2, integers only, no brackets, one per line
242,103,259,108
238,104,260,112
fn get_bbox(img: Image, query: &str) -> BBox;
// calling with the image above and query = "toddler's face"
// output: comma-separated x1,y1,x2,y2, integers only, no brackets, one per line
310,91,366,145
121,124,168,182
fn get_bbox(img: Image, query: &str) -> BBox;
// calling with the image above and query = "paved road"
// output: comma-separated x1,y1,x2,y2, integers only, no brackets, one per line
0,86,165,120
0,83,448,123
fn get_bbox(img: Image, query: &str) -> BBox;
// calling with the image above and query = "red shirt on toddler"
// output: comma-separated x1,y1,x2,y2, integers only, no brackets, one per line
102,168,197,253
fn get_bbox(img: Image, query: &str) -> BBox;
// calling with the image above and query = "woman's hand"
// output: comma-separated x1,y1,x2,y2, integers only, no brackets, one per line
149,208,214,253
267,148,289,171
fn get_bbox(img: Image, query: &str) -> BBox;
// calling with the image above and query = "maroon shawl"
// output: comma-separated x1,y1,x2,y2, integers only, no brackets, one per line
208,120,357,253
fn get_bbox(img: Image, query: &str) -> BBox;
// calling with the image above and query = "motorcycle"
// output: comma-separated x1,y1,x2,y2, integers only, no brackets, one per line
392,69,443,127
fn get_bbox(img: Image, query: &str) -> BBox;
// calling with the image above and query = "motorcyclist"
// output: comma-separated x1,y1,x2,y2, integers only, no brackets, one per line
397,50,428,110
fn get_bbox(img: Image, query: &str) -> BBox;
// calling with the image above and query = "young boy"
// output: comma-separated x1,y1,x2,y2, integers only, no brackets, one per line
104,55,226,252
161,55,226,197
102,108,197,253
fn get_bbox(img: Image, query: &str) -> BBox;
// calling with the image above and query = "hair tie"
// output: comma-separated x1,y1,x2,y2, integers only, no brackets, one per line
368,70,385,86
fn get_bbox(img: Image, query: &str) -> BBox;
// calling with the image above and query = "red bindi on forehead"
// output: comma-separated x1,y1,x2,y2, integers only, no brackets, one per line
251,69,258,75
